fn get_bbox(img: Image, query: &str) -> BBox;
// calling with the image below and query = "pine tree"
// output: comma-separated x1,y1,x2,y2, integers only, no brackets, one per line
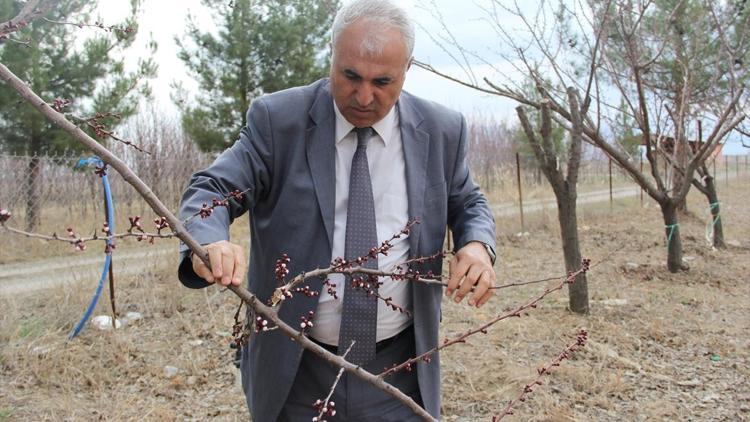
0,0,157,229
175,0,338,151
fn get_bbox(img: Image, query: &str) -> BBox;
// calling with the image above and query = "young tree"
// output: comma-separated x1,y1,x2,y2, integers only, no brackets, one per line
0,0,156,229
416,0,747,273
175,0,338,151
513,102,568,186
516,90,590,314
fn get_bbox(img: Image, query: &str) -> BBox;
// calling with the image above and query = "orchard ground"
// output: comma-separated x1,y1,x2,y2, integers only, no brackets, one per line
0,182,748,421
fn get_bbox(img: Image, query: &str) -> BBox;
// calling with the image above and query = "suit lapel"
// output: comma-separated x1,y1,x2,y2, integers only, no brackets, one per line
398,94,429,257
306,82,336,249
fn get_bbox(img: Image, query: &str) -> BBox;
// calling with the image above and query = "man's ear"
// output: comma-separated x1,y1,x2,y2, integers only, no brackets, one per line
406,57,413,71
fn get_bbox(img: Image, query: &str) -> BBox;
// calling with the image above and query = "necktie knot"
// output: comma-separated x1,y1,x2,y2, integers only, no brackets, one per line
354,127,375,148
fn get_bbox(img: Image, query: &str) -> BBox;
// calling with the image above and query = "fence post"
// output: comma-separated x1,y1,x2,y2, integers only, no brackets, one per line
639,152,643,206
725,155,729,186
515,152,524,232
736,155,739,180
609,158,613,211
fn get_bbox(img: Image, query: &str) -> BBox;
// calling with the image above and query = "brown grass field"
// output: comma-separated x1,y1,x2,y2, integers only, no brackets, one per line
1,179,748,421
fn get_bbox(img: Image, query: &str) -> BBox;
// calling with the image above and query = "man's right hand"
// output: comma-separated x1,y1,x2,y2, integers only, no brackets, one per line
191,240,247,286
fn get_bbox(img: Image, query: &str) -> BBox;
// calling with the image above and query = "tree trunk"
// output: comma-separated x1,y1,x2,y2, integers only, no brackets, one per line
670,1,689,213
660,201,686,273
701,169,725,249
554,182,588,314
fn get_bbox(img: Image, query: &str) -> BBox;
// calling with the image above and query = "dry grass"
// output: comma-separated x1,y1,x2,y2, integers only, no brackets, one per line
440,181,750,420
1,179,749,421
0,256,247,421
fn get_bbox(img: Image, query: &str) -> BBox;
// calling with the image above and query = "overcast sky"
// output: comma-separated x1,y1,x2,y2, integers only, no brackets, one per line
94,0,748,154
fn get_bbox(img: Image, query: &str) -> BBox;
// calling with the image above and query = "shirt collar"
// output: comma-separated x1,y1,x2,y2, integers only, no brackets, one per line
333,101,398,146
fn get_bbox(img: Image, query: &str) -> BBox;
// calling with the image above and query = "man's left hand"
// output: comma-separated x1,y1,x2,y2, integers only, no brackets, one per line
446,241,496,308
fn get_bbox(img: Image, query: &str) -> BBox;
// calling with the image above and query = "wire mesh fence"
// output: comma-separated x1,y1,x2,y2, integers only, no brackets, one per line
0,151,214,239
2,151,746,228
0,142,746,263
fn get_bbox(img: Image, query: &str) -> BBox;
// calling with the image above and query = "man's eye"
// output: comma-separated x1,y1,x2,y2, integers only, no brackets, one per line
374,79,390,86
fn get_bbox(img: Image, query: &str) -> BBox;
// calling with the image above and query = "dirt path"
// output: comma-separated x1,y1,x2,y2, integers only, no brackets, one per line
0,181,727,296
0,246,174,296
1,187,631,296
492,186,640,216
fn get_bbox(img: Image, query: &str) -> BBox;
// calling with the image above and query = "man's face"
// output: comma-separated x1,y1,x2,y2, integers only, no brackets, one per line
330,20,411,128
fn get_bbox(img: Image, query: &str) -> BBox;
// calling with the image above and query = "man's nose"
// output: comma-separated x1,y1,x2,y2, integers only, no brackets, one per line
355,84,374,107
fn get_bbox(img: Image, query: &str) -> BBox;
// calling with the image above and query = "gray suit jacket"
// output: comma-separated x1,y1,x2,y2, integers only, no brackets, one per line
178,78,495,421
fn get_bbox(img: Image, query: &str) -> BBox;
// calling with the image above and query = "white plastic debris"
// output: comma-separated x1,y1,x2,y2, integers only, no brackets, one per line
188,340,204,347
120,312,143,326
91,315,122,330
163,365,180,378
125,311,143,321
598,299,628,306
30,345,54,356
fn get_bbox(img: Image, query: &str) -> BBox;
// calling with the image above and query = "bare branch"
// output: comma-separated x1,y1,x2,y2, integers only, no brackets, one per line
313,341,355,422
0,0,56,39
41,16,135,35
494,328,589,420
380,260,591,378
0,223,176,246
0,61,435,422
566,87,583,186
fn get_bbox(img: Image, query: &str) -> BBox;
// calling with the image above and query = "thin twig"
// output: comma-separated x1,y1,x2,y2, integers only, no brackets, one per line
0,223,176,245
41,17,135,35
271,221,420,305
69,114,150,154
313,341,355,422
379,260,591,378
493,328,589,420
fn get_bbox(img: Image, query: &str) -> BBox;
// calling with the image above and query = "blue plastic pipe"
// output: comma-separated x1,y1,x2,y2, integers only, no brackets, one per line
69,157,115,339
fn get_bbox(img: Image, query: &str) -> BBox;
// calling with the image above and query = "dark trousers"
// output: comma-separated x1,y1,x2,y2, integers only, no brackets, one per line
278,325,424,421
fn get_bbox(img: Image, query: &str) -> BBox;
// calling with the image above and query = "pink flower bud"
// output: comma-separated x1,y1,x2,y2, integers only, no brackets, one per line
0,209,11,223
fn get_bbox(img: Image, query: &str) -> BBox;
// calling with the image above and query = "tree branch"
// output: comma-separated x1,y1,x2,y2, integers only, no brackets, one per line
379,260,591,378
0,0,55,39
494,328,589,420
0,61,435,422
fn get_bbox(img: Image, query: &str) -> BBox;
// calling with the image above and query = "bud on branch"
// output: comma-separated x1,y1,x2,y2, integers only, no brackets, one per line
494,328,589,420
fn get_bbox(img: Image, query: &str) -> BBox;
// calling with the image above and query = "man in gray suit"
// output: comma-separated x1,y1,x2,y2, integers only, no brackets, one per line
178,0,496,420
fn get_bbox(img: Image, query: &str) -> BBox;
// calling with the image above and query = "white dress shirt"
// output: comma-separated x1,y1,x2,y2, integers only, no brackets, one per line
309,102,413,345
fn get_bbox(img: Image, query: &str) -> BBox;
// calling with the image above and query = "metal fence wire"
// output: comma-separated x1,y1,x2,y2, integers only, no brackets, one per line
0,151,214,230
1,149,745,231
